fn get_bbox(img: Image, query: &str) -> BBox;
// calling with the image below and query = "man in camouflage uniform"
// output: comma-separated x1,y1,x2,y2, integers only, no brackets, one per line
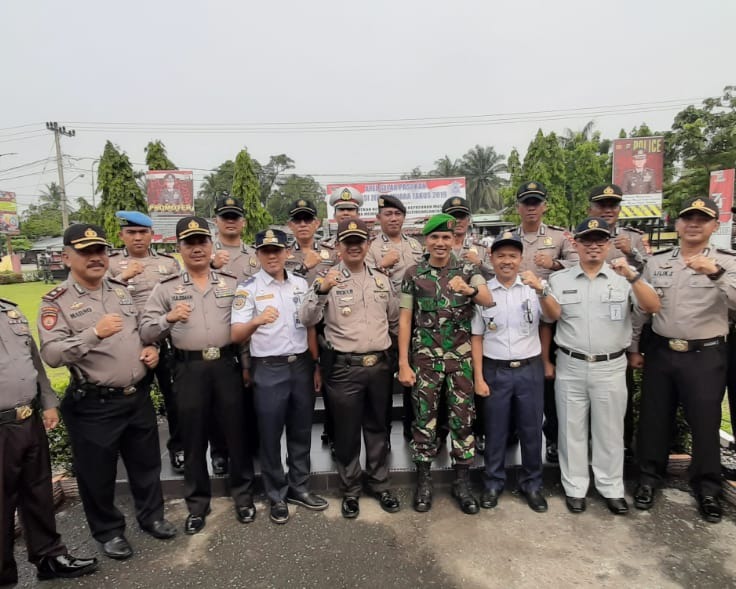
398,214,492,515
622,148,656,195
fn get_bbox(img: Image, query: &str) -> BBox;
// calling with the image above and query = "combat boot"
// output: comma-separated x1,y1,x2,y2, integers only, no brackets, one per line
413,462,433,512
451,465,479,515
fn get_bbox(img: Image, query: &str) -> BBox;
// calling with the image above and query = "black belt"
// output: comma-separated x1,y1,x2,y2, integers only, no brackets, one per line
0,404,34,425
558,347,626,363
485,355,540,369
173,344,239,362
334,350,387,367
651,333,726,353
253,351,310,365
80,381,143,398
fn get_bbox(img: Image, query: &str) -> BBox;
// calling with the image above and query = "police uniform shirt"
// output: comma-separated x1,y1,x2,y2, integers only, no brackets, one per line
634,247,736,345
108,248,180,311
471,277,542,360
623,168,655,194
452,236,490,267
285,240,337,285
606,226,651,270
366,231,423,288
548,264,648,354
517,223,578,280
0,299,58,411
38,278,149,388
231,269,309,357
214,239,260,280
140,270,238,351
299,264,397,353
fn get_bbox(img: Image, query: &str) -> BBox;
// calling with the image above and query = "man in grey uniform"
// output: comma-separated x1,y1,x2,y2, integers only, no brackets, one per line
286,199,337,284
545,218,659,515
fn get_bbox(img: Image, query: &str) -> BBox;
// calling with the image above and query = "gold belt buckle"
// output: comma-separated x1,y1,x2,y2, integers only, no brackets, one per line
668,339,689,352
123,386,137,396
509,361,521,368
362,354,378,367
586,354,597,362
202,347,221,361
16,405,33,420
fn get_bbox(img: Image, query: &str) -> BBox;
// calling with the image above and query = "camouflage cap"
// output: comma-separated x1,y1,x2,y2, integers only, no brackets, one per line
422,213,457,236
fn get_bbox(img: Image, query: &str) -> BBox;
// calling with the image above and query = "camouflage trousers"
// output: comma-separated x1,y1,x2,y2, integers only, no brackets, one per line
410,356,475,466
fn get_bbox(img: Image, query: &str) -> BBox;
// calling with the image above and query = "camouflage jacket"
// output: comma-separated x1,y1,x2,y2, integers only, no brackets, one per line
400,254,485,362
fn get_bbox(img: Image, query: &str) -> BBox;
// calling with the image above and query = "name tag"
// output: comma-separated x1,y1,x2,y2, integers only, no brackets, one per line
256,293,274,301
609,304,623,321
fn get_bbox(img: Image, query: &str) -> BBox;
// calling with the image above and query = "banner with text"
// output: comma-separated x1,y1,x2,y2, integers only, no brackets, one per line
0,191,19,235
146,170,194,214
612,137,664,218
709,168,735,249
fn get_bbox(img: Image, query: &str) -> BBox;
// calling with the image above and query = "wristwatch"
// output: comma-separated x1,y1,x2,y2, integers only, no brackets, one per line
537,280,550,299
468,285,479,298
708,264,726,281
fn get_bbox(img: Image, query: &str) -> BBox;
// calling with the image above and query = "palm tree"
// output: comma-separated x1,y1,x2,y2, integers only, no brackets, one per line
460,146,508,212
431,155,463,177
560,120,596,148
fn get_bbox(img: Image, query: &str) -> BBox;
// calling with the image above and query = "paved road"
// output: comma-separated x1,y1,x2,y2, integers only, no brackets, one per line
12,481,736,588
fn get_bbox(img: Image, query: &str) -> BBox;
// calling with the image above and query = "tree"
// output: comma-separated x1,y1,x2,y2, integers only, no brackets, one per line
73,197,100,225
196,160,235,217
267,174,325,224
232,148,272,243
460,145,508,212
144,140,177,170
97,141,148,246
19,183,64,240
257,154,295,204
401,166,425,179
431,155,463,177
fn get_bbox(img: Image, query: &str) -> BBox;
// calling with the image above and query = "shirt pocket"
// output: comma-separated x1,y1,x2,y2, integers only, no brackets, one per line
558,291,583,317
688,274,716,289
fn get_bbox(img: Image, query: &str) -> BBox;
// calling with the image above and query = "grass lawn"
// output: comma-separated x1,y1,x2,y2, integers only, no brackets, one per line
2,280,70,387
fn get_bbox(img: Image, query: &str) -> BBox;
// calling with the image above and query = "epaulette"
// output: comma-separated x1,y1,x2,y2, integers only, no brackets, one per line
157,251,176,259
623,226,644,234
215,268,237,279
160,273,179,283
42,285,67,301
716,248,736,256
0,297,17,306
320,238,336,249
107,276,128,287
652,248,673,256
108,250,121,257
546,224,567,232
240,276,256,288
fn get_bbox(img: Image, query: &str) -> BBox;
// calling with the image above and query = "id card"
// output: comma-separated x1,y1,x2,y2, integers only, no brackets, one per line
609,304,623,321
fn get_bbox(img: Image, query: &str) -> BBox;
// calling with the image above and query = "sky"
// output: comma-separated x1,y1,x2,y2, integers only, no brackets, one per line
1,0,734,212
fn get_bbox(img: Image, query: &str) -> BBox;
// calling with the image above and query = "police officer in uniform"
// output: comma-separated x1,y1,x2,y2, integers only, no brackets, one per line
1,298,98,583
285,199,337,285
398,214,492,515
38,224,175,560
515,181,578,463
471,232,559,512
108,211,183,472
300,219,401,519
320,186,363,253
441,196,493,279
546,218,660,515
209,194,259,474
140,217,255,534
622,148,656,195
232,229,327,525
631,197,736,523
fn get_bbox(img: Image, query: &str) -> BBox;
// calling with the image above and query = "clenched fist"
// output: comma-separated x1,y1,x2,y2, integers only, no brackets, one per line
166,302,192,324
95,314,123,338
211,250,230,269
121,260,145,281
257,305,279,326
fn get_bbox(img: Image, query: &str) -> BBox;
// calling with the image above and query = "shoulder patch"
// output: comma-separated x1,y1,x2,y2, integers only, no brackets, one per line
716,248,736,256
42,285,67,301
216,268,237,279
652,248,674,256
160,273,179,283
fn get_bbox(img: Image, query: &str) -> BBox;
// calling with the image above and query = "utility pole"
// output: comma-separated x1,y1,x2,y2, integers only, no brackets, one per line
45,122,76,229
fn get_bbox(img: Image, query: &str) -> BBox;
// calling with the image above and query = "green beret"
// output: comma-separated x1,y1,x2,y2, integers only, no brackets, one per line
422,213,457,236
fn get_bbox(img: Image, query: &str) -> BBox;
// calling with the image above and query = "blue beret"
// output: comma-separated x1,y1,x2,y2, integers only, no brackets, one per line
116,211,153,228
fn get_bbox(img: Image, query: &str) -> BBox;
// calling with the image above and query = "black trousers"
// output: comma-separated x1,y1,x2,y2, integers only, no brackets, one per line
1,413,66,585
155,338,181,454
542,327,559,448
638,340,727,496
208,383,259,460
60,381,164,542
173,356,254,515
727,330,736,444
252,356,314,504
325,358,392,496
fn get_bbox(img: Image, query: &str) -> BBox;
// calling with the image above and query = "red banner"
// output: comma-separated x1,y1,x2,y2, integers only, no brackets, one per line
709,169,735,249
146,170,194,214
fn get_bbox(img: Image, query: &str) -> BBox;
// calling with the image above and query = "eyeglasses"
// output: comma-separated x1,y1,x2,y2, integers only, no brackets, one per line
291,217,315,225
219,213,242,221
577,237,609,246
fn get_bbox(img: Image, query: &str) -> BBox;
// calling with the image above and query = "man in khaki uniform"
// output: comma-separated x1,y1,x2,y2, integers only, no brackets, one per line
300,218,400,519
441,196,492,279
38,224,175,561
140,216,255,535
286,198,337,285
515,180,578,463
108,211,183,472
320,186,363,252
631,197,736,523
1,297,98,583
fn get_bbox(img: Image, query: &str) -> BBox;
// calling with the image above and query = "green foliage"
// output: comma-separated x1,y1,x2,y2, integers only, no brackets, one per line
144,140,177,171
72,197,101,225
460,145,508,212
256,154,294,204
196,160,235,217
10,235,32,251
431,155,463,177
0,271,24,284
232,148,272,242
267,174,325,224
97,141,148,247
20,183,64,239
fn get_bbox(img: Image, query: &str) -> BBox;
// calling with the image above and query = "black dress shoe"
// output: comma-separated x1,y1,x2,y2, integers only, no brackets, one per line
170,451,185,473
235,498,256,523
184,507,211,535
341,496,360,519
373,490,401,513
521,489,548,513
565,496,586,513
697,495,722,523
634,484,655,510
211,455,228,476
98,536,133,560
605,497,629,515
141,519,177,539
286,489,329,511
270,501,290,524
545,443,559,464
37,554,98,580
722,464,736,481
480,489,500,509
